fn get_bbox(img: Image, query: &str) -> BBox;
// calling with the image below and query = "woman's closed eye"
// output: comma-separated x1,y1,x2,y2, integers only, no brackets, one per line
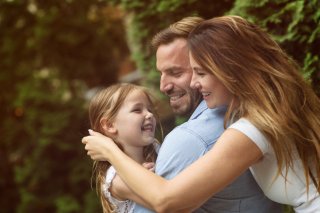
192,67,207,77
196,70,206,76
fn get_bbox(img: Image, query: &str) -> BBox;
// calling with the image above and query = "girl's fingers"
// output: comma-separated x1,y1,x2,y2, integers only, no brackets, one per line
142,162,155,170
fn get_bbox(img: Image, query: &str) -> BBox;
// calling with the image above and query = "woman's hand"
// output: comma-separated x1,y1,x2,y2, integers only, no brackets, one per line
82,129,119,161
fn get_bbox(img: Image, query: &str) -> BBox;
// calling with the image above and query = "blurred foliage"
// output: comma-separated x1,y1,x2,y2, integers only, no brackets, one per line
1,0,318,212
229,0,320,96
110,0,319,98
0,0,129,212
109,0,234,95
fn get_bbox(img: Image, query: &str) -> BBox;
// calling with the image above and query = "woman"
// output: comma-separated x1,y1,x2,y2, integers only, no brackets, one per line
82,16,320,212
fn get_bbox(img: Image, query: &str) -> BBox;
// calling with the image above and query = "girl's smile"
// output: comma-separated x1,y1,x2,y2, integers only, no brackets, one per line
112,89,156,151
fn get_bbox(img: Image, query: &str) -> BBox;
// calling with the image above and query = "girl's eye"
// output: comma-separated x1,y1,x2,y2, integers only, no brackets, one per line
132,108,141,113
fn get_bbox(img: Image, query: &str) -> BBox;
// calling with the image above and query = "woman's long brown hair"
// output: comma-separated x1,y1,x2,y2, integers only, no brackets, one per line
188,15,320,193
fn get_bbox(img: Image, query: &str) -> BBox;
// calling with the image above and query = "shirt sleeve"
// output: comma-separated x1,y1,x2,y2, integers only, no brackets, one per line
103,166,116,200
104,167,135,213
228,118,269,154
155,126,208,179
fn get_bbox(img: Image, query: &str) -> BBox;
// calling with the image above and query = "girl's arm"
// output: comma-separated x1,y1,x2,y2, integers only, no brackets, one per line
83,128,263,212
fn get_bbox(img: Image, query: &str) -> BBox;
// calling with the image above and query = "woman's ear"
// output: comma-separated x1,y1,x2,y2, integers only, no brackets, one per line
100,118,117,135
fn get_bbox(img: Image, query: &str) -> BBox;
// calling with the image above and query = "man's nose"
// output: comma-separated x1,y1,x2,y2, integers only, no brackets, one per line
160,76,173,93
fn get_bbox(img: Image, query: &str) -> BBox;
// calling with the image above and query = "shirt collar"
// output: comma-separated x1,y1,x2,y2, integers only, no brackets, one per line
189,100,207,120
189,100,227,120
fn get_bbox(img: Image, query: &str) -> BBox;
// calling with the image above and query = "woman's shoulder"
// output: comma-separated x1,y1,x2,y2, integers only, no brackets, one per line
228,118,269,154
229,118,258,131
228,118,257,134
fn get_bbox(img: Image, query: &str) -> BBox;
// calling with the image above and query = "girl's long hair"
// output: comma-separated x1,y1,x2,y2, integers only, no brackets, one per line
188,15,320,193
88,83,161,212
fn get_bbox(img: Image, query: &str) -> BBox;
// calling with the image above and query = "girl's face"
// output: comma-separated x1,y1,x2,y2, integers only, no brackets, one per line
112,89,156,151
189,53,233,109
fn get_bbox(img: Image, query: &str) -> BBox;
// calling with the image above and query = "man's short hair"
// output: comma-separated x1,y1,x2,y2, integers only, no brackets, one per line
151,16,204,50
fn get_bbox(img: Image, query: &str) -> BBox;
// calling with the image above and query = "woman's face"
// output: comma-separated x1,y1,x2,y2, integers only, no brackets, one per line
189,53,233,109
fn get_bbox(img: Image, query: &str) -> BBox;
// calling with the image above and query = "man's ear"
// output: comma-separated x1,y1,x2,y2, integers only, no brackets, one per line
100,118,117,135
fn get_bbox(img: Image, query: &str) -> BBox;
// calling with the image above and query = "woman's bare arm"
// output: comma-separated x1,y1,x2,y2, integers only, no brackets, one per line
83,129,263,212
110,175,153,209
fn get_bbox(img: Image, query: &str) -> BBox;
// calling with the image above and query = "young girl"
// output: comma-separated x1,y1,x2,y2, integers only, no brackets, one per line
87,83,160,213
83,16,320,212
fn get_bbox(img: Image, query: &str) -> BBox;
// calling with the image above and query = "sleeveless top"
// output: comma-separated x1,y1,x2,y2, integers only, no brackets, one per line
103,166,135,213
229,118,320,213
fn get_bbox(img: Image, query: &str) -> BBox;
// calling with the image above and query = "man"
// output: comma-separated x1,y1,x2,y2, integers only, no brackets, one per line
134,17,282,212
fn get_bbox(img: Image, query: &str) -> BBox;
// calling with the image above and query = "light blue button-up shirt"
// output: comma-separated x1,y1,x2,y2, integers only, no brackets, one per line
134,101,282,213
154,101,226,180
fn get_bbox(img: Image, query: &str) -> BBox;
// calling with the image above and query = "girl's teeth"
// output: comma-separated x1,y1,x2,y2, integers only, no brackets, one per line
142,125,153,131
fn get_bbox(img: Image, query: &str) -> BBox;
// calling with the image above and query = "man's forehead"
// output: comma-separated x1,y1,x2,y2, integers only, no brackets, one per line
157,38,188,52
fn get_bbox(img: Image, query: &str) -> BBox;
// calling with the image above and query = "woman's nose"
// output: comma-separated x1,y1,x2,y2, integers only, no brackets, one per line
190,76,200,89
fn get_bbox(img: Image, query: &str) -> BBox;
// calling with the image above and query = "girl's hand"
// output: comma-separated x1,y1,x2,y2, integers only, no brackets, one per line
142,162,155,172
82,129,118,161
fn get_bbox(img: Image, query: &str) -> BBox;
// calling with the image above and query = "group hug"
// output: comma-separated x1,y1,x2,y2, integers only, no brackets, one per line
82,15,320,213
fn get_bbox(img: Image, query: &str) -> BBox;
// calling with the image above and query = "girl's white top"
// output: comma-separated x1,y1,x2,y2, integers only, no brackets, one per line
103,166,135,213
229,118,320,212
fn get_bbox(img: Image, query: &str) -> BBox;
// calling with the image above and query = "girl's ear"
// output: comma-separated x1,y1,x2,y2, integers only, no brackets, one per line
100,118,117,135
